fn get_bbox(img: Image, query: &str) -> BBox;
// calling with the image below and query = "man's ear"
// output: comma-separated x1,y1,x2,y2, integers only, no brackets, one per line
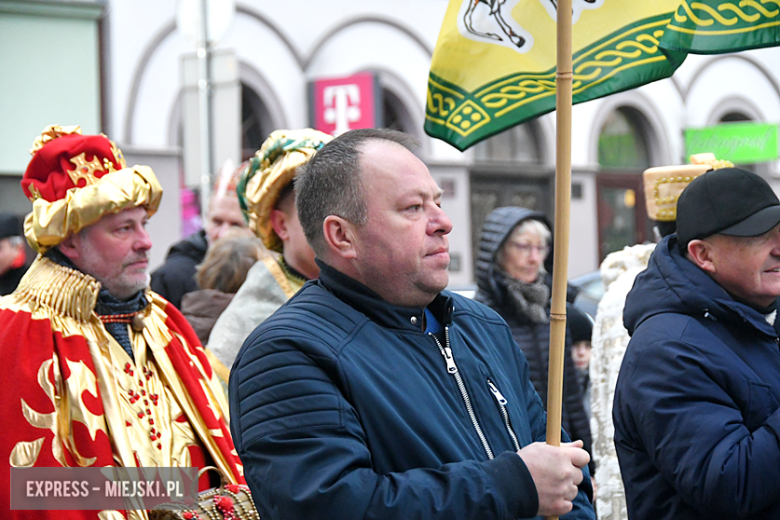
687,239,716,274
269,208,289,242
323,215,357,260
57,234,80,262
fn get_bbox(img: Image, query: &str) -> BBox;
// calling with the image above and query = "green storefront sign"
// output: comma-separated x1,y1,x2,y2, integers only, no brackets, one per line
684,122,779,164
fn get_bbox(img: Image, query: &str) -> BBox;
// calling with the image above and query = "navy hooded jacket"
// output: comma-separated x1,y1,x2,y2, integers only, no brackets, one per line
613,235,780,519
230,261,594,520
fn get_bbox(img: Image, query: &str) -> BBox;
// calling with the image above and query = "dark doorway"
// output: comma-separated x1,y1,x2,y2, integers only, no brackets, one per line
596,174,652,262
241,84,274,160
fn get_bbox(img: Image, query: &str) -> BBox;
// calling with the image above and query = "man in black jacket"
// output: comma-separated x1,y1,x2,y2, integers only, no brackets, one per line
230,128,595,520
151,165,250,309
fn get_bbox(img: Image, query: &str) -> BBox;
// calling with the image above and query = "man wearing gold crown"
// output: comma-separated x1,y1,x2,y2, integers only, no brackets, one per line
0,126,245,520
206,128,332,377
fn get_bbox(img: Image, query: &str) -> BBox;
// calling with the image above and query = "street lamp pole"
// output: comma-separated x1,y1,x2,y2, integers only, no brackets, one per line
177,0,234,219
196,0,213,217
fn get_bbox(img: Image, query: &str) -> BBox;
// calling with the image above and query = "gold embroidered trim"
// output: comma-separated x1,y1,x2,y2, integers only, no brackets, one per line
239,129,333,252
67,152,103,186
106,136,127,170
9,438,44,468
204,348,231,386
642,154,735,221
266,256,301,299
29,125,82,156
15,255,100,323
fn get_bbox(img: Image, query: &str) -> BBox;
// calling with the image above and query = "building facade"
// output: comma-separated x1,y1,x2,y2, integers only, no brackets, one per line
3,0,779,283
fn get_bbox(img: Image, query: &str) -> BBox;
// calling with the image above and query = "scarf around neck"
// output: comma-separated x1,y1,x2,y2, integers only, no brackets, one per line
46,248,148,359
501,270,550,324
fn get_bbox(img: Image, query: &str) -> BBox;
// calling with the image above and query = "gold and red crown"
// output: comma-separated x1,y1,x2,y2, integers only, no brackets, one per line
21,125,163,253
23,125,128,202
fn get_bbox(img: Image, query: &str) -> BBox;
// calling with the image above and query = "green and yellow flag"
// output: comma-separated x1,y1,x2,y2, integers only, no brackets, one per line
425,0,683,150
425,0,780,151
660,0,780,64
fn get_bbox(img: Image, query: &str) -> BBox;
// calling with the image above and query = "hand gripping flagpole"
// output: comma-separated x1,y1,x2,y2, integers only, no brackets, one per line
546,0,573,516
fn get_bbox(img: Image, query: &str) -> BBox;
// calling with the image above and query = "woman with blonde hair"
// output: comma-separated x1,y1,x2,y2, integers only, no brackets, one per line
181,233,267,345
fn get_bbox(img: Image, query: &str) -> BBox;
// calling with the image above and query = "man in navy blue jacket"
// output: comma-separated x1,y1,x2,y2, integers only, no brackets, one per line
614,167,780,520
229,128,594,520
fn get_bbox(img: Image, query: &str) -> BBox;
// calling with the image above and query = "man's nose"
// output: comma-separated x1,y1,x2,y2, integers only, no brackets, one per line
215,223,233,239
429,204,453,235
135,226,153,251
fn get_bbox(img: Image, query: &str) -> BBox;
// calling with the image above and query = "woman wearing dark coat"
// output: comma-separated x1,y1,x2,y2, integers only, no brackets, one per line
475,206,594,474
181,234,266,345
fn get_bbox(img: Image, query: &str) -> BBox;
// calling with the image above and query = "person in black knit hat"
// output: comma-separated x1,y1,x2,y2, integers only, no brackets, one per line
568,304,593,418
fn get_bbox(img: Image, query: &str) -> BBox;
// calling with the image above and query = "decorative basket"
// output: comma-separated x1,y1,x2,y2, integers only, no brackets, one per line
148,466,258,520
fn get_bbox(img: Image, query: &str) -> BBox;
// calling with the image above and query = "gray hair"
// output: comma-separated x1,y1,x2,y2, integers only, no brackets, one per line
295,128,419,256
497,218,551,275
511,218,551,245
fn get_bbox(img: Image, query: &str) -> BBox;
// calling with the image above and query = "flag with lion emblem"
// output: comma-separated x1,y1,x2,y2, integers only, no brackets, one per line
426,0,780,150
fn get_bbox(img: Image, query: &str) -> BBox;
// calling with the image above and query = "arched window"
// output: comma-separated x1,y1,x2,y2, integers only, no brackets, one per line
720,111,751,123
172,82,276,166
470,120,550,273
382,88,414,134
717,111,759,172
374,71,426,148
241,84,274,160
173,82,276,235
597,107,651,170
596,107,656,261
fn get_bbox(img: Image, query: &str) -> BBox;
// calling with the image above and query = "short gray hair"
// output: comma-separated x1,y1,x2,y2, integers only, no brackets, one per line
496,218,551,275
295,128,419,256
511,218,551,245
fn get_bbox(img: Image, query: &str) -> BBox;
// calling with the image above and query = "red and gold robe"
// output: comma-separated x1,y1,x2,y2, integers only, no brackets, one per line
0,256,245,520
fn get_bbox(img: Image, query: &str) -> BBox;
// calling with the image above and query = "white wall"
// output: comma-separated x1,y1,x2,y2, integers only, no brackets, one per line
569,171,598,278
121,148,182,271
105,0,780,284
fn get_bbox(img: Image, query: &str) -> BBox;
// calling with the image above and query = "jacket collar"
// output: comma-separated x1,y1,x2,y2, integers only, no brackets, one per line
168,229,208,260
315,260,453,332
625,235,780,337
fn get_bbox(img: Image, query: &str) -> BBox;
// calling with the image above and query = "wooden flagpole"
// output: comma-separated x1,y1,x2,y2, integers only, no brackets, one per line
546,0,573,462
546,0,572,516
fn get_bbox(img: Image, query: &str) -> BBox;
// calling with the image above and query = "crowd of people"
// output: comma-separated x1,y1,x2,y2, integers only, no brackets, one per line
1,123,779,520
